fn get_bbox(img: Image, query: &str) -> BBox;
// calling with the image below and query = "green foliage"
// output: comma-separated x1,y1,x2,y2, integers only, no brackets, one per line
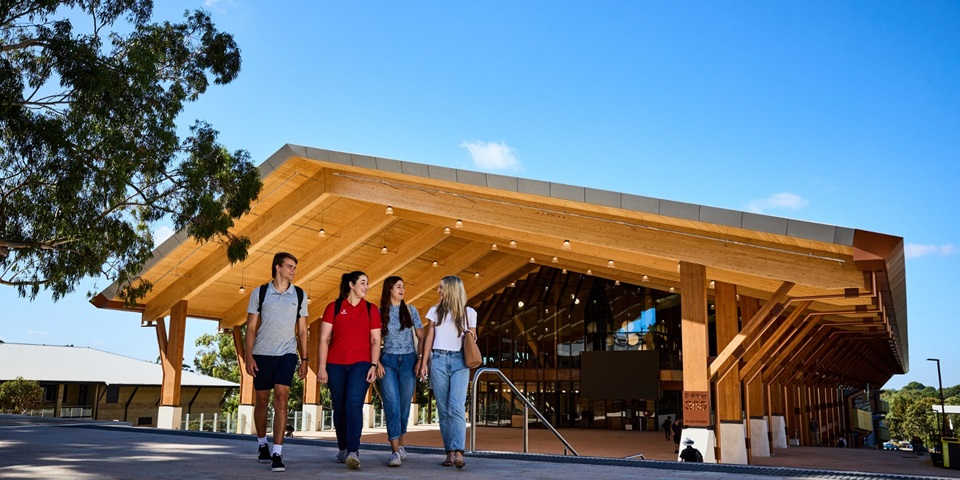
194,332,239,412
192,330,330,413
0,0,262,302
0,376,44,414
883,383,959,443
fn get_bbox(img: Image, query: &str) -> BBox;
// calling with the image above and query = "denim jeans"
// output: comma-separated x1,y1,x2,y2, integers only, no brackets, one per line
327,361,371,452
380,352,418,441
430,349,469,451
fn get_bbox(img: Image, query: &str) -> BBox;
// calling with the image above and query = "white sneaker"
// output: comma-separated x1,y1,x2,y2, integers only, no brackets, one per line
388,452,402,467
345,451,360,469
398,446,407,461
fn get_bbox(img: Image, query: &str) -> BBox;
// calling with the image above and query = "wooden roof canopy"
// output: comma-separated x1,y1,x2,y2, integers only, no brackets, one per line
93,144,909,388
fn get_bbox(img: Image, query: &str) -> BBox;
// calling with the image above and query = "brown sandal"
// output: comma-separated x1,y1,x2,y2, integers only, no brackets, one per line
441,451,454,467
454,450,465,469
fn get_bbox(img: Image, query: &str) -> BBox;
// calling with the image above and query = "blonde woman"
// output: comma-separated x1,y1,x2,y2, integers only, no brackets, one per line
417,275,477,469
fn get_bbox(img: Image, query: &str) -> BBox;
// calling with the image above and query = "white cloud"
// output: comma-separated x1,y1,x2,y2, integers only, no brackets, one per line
904,243,955,259
744,192,809,214
153,225,175,247
460,140,520,171
25,330,47,336
203,0,234,13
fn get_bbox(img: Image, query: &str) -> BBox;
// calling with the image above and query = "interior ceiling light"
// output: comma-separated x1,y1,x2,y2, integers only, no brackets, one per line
509,240,517,248
561,269,567,274
614,280,621,286
239,285,245,294
444,227,451,235
455,219,463,229
432,260,439,268
642,275,649,282
586,269,592,275
669,286,676,293
607,259,615,268
562,239,571,250
552,256,559,263
318,228,326,238
491,244,498,251
474,272,480,278
385,205,394,215
709,280,716,289
381,245,388,254
529,257,535,263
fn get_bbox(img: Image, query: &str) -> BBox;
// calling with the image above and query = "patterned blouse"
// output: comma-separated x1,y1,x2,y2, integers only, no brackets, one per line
381,304,423,355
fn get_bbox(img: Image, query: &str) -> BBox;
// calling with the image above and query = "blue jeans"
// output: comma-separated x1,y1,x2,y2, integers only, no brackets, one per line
430,349,469,451
327,362,370,452
380,352,418,441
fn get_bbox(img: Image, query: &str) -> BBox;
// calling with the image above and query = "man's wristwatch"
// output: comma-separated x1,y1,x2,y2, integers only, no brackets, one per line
370,364,378,368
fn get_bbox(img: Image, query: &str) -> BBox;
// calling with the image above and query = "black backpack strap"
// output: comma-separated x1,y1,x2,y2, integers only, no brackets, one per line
257,284,269,314
295,286,304,319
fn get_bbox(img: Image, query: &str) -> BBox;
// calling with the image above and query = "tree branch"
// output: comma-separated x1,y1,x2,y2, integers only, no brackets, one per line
0,38,49,52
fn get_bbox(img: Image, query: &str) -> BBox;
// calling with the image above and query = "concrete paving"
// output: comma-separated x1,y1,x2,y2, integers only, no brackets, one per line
1,415,957,480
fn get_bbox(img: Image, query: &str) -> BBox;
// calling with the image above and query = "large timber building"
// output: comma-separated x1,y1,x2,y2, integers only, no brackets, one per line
93,145,907,464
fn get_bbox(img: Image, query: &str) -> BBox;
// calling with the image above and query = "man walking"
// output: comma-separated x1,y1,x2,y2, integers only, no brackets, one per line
662,416,673,441
809,417,821,446
245,252,309,472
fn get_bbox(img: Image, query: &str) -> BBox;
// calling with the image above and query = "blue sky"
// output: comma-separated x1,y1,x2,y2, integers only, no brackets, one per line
2,1,958,391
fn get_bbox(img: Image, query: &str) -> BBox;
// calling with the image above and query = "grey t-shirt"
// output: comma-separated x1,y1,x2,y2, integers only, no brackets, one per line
246,282,308,356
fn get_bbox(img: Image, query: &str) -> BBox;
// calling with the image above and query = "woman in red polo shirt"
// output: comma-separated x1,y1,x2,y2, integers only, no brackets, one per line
318,271,382,469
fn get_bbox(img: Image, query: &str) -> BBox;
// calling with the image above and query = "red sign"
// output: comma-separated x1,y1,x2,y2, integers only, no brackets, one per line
682,390,711,427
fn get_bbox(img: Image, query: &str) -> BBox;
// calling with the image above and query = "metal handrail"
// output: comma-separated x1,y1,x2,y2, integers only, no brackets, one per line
470,367,579,456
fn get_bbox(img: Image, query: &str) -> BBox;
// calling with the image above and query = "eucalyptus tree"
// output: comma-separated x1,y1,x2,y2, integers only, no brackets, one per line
1,0,262,302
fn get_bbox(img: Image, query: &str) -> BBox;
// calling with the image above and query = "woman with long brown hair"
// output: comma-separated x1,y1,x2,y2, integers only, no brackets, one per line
376,276,424,467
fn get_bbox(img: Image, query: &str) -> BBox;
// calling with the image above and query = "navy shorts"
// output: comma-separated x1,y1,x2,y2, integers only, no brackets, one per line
252,354,299,391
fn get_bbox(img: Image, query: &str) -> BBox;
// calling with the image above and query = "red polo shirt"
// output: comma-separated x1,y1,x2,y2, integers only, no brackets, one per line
322,298,381,365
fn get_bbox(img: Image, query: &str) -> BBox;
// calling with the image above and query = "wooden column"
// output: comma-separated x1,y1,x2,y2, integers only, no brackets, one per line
739,296,761,462
680,261,709,392
715,281,741,422
715,281,746,464
158,300,187,406
679,262,716,461
304,319,321,405
232,326,255,407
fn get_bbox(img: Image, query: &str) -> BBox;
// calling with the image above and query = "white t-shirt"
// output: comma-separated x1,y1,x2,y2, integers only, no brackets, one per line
426,305,477,351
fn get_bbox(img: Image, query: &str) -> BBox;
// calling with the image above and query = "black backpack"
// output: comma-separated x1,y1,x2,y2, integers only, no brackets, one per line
257,283,305,319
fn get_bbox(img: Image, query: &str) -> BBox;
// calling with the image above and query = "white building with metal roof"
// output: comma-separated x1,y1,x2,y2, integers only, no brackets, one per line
0,342,237,427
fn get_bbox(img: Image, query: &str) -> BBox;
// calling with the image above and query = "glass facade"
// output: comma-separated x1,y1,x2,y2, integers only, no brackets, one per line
473,266,712,430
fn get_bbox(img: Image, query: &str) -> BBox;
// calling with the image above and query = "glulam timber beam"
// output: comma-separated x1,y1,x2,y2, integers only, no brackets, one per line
218,205,397,328
142,170,331,322
324,172,864,290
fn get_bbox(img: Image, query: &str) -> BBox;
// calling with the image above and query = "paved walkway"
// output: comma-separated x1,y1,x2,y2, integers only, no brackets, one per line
1,415,957,480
